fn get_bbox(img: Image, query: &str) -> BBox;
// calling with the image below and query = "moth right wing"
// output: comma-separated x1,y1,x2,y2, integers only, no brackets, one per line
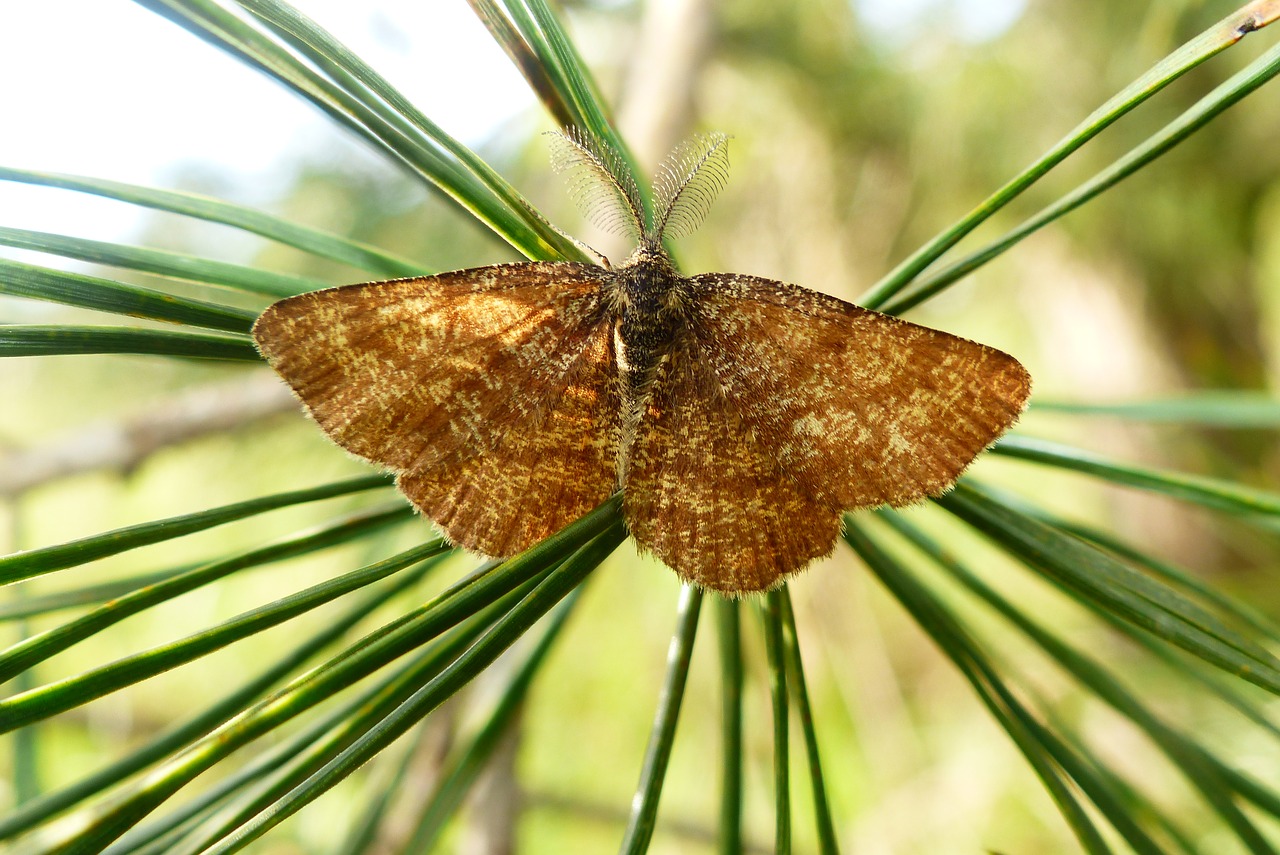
686,273,1031,510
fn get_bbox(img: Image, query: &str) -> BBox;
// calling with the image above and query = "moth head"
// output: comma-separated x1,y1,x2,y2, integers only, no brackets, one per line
547,129,731,259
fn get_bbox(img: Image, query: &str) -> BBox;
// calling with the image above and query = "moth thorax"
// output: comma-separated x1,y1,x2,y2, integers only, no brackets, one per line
620,252,682,314
613,255,682,372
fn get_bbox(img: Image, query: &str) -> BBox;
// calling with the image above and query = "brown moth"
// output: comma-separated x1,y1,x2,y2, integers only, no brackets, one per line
253,131,1031,594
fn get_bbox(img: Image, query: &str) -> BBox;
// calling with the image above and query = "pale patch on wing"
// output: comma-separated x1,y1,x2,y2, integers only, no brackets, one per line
687,273,1032,509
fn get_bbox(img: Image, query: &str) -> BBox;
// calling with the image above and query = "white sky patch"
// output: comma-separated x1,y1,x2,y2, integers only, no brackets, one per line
855,0,1026,45
0,2,538,244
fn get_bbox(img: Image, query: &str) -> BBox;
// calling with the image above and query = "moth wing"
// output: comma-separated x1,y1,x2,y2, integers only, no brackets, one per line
687,273,1032,509
254,262,611,471
624,334,843,594
254,262,623,556
397,319,622,556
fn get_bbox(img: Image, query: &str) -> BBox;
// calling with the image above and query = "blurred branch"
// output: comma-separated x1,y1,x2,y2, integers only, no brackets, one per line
0,373,296,497
525,789,772,854
617,0,716,171
461,709,521,855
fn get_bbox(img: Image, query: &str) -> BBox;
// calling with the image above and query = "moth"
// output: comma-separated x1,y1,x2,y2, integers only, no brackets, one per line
253,130,1031,594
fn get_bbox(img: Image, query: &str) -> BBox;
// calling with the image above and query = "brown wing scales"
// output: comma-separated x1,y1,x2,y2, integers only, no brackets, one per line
253,262,622,556
398,322,621,556
255,259,1030,592
254,262,611,472
687,273,1031,510
623,334,843,593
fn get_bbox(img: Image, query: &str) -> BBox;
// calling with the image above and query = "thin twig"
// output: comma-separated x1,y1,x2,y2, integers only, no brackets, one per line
0,374,297,496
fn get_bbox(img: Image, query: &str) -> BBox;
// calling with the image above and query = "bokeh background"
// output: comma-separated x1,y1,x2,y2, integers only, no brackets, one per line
3,1,1279,852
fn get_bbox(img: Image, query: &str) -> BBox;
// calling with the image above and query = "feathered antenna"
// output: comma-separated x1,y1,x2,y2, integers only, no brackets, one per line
546,128,648,243
650,133,730,244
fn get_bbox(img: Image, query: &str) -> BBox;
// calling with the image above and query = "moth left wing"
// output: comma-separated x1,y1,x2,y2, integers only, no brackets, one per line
254,262,613,472
254,262,623,556
397,317,622,557
686,273,1031,509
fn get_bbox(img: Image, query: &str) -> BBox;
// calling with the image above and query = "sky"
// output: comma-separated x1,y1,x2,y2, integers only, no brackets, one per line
860,0,1026,44
0,2,537,244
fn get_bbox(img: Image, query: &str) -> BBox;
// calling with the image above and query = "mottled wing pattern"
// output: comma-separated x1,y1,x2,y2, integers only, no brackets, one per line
687,273,1032,509
253,261,622,555
254,262,609,471
624,333,844,593
398,321,621,556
